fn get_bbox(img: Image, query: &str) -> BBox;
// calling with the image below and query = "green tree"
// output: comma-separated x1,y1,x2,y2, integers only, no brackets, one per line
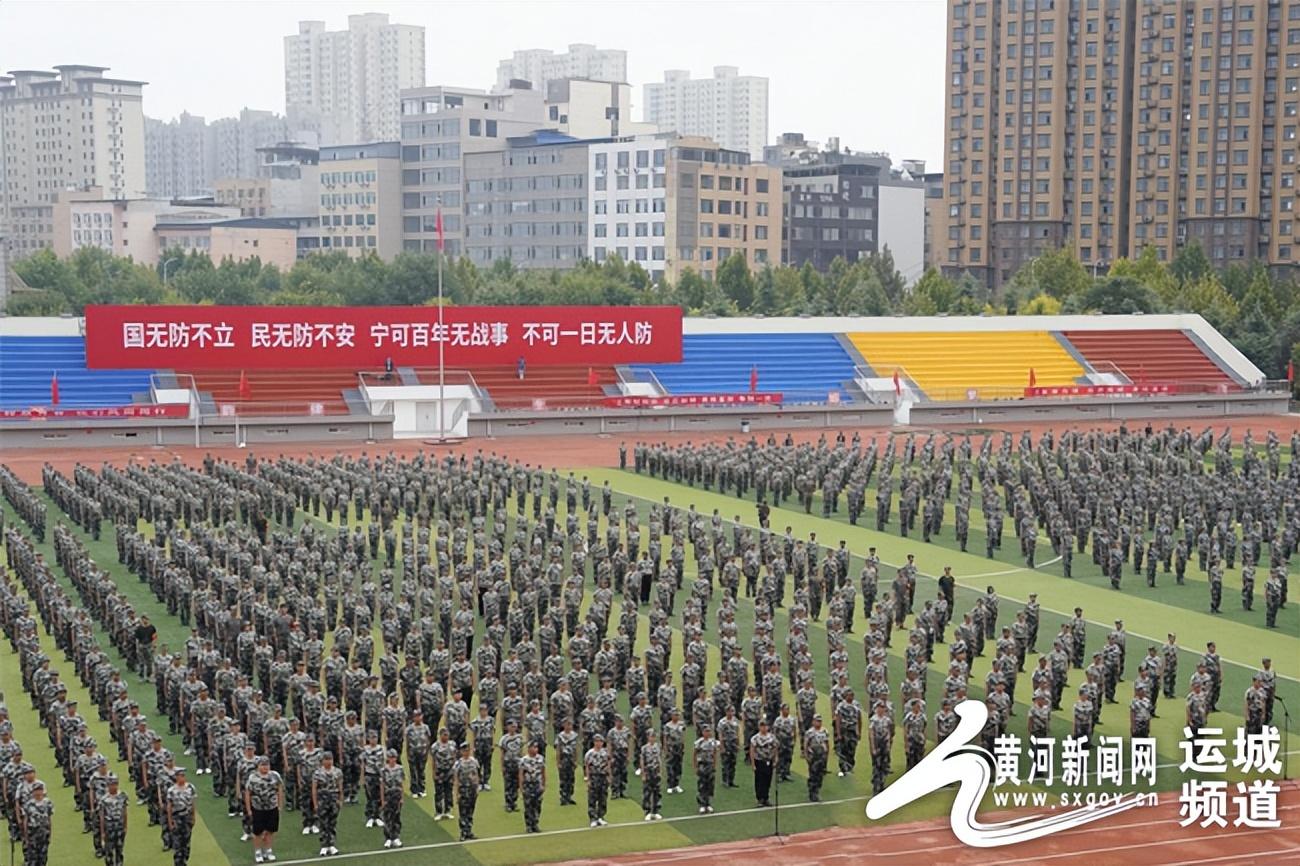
674,268,706,310
1008,246,1091,300
1169,242,1212,286
1063,276,1163,314
1175,274,1238,331
716,253,755,311
1017,292,1062,315
1106,246,1177,303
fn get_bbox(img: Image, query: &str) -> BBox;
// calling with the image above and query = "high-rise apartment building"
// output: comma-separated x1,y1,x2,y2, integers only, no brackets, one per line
643,66,769,160
0,66,146,239
495,44,627,94
942,0,1300,287
211,109,294,181
145,112,214,198
398,85,547,255
285,14,425,146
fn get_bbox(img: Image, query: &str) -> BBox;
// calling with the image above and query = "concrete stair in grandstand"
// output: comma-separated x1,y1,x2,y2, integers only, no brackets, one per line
1060,329,1237,387
0,336,155,409
184,369,359,415
423,365,617,409
631,333,858,404
846,331,1085,400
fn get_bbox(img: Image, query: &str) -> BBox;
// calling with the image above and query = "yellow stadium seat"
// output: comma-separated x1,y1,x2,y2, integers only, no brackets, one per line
846,331,1085,400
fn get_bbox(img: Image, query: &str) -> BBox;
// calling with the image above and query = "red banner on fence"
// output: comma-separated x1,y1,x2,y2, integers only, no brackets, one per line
1024,384,1175,398
0,404,190,420
84,305,683,369
604,393,784,408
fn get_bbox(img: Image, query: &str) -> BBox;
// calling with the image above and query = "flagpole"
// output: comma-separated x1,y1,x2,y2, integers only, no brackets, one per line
437,197,445,442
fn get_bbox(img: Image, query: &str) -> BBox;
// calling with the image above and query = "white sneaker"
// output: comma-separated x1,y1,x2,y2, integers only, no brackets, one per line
365,818,374,828
301,827,311,835
654,813,663,820
707,806,714,813
328,847,339,856
254,853,264,865
375,818,384,827
241,832,251,842
483,783,490,791
266,852,276,862
184,748,193,755
383,840,392,849
698,806,707,814
591,820,600,827
319,849,328,858
393,840,402,848
644,813,654,821
635,768,642,776
312,826,320,834
599,818,608,826
676,786,684,793
837,771,844,777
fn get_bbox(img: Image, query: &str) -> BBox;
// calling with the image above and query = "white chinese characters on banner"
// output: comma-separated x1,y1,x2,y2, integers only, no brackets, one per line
1178,726,1282,830
123,321,235,349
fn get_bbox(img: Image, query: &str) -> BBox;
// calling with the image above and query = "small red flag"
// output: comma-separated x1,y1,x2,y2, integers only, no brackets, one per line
892,370,902,396
586,367,598,386
1288,360,1295,383
50,372,59,406
749,365,759,393
238,370,252,400
1028,367,1037,388
435,208,445,252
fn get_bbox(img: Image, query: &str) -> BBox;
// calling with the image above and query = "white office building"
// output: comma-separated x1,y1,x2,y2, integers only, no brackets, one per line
495,43,626,94
643,66,768,160
586,135,672,282
285,13,425,146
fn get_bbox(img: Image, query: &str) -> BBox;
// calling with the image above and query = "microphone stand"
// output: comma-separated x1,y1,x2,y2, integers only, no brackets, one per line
1275,695,1291,782
768,760,785,845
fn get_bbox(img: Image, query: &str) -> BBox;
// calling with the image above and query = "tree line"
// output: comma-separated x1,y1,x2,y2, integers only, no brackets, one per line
8,242,1299,384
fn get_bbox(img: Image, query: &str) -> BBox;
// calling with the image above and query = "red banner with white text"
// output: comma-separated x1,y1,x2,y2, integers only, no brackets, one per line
84,305,683,369
1024,384,1175,398
604,393,784,408
0,405,190,421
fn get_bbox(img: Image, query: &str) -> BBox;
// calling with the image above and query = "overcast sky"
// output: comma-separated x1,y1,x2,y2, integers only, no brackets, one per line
0,0,946,167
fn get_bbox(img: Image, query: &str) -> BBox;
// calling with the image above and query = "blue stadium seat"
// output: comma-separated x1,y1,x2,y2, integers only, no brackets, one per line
0,336,156,409
632,333,857,404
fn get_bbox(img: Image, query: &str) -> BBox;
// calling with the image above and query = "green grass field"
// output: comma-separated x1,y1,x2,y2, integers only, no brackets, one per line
1,461,1295,866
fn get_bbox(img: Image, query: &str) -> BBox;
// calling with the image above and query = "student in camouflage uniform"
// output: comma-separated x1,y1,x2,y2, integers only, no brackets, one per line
834,689,863,775
803,714,830,801
868,703,893,795
749,719,777,807
361,729,386,825
772,703,797,783
98,775,128,866
606,716,631,798
453,742,480,842
431,727,458,821
312,751,343,857
244,757,284,864
556,718,580,805
717,706,741,788
405,708,432,799
499,720,524,812
519,739,546,833
21,779,54,866
583,732,612,826
640,730,663,821
663,708,686,795
165,768,197,866
378,749,405,848
692,725,719,813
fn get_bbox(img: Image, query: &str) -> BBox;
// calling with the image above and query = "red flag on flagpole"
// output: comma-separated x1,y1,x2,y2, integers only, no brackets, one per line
435,208,445,252
586,367,598,386
1028,367,1037,388
892,370,902,396
749,365,759,393
238,370,252,400
50,372,59,406
1288,360,1295,383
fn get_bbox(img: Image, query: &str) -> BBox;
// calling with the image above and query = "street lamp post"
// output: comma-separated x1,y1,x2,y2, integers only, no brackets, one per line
161,257,181,286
